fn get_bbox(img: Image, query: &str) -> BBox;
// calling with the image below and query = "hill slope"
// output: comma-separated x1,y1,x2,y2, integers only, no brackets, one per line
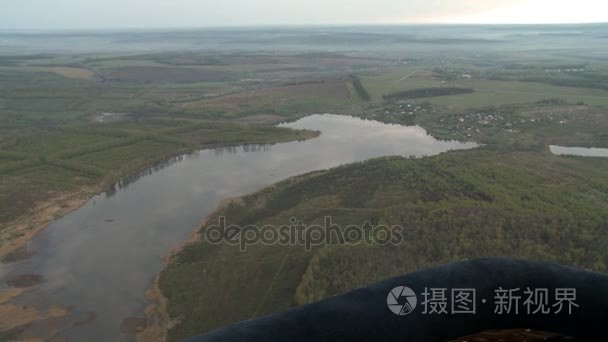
159,149,608,341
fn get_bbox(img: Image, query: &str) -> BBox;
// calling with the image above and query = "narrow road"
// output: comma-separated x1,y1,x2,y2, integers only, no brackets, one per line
397,71,417,82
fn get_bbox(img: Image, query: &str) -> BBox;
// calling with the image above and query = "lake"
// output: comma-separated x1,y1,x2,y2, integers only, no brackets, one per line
0,114,477,341
550,145,608,157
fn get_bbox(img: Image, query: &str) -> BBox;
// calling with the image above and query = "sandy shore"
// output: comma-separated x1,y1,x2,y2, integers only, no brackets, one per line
0,185,101,259
0,182,243,340
0,129,317,339
0,287,70,335
0,142,223,259
0,150,199,339
0,188,96,337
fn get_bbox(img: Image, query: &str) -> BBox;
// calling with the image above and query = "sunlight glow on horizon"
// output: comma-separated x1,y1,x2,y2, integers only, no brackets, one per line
1,0,606,30
418,0,608,24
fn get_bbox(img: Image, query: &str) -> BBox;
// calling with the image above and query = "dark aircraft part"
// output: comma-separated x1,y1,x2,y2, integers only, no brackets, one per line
185,258,608,341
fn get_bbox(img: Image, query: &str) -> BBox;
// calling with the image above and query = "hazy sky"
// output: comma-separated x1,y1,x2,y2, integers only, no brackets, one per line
2,0,607,29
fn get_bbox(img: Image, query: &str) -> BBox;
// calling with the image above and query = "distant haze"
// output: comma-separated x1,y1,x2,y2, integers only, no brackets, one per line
2,0,607,30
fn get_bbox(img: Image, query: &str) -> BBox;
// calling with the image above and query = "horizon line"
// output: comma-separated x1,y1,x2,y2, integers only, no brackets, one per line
1,21,607,32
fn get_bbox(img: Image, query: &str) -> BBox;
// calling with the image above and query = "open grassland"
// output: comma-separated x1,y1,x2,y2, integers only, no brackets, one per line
159,149,608,341
105,66,237,83
180,80,354,117
361,69,608,109
2,48,608,129
0,66,96,80
0,52,385,128
45,67,95,80
432,79,608,108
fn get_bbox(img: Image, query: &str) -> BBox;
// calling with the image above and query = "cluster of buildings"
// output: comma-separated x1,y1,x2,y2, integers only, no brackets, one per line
371,101,432,123
439,108,575,138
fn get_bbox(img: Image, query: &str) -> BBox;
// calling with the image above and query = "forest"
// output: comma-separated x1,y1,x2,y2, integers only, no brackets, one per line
160,148,608,341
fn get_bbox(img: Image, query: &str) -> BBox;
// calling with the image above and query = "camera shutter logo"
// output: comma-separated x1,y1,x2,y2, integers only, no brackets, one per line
387,286,417,315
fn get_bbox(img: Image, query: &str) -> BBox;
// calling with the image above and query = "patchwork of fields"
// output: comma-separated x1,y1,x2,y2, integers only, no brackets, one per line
2,40,608,256
1,26,608,341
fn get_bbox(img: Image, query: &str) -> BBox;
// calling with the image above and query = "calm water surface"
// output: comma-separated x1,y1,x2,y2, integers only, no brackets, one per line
550,145,608,157
0,114,477,341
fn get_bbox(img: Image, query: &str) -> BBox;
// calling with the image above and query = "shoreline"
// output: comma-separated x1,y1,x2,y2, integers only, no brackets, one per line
0,126,320,339
0,135,315,259
0,185,101,259
0,145,201,259
137,196,243,342
164,197,243,263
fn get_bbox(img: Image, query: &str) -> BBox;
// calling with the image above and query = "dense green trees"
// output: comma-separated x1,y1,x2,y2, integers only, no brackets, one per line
160,150,608,341
383,87,474,101
350,75,371,101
